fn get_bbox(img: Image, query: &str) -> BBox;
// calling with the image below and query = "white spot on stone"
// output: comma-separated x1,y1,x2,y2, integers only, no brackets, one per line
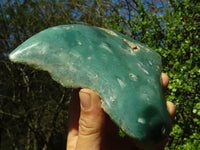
138,118,146,124
145,48,150,52
137,63,149,75
87,56,92,60
149,61,152,66
100,43,113,53
94,74,98,78
129,73,138,81
68,63,77,72
110,97,115,102
63,26,70,30
117,78,126,88
156,65,160,70
40,48,46,54
78,41,82,45
143,69,149,75
137,63,142,68
127,47,134,55
138,44,149,52
162,127,166,135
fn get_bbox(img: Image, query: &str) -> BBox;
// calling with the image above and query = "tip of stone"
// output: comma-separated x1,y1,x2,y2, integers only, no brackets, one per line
9,52,15,61
9,50,21,62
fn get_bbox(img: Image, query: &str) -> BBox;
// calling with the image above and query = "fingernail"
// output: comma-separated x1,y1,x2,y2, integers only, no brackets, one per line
80,91,91,110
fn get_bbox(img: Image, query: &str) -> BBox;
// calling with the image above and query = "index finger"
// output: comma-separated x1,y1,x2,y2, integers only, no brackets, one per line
161,73,169,90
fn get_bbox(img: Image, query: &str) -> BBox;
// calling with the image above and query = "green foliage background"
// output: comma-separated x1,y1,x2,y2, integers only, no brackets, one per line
0,0,199,149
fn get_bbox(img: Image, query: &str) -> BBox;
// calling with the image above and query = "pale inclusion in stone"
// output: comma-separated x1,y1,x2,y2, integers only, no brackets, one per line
117,78,126,89
138,118,146,124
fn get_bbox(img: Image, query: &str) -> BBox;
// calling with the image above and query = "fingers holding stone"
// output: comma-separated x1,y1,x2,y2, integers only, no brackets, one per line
161,73,169,90
167,101,176,120
76,89,105,150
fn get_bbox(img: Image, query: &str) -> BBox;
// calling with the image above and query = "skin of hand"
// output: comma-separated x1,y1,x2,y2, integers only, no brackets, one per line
66,73,176,150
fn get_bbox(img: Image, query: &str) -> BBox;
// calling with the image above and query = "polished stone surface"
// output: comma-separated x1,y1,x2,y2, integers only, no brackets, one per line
9,24,171,148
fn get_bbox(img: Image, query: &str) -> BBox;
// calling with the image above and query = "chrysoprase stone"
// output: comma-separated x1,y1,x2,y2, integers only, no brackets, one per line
9,24,171,148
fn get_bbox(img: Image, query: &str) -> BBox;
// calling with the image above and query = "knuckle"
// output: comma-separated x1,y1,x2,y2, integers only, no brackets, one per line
78,117,100,136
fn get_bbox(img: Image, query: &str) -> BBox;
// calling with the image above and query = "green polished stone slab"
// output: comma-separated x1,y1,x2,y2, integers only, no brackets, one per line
9,24,171,148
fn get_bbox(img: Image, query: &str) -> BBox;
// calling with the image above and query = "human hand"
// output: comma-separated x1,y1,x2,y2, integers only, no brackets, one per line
66,73,176,150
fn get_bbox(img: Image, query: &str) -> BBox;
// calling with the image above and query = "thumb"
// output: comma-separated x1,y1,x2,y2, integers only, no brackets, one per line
76,89,105,150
